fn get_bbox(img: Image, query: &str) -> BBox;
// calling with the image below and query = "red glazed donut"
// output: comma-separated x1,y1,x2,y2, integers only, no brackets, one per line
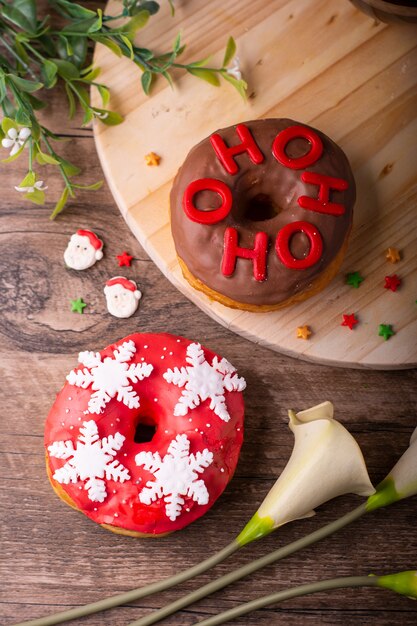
44,333,246,537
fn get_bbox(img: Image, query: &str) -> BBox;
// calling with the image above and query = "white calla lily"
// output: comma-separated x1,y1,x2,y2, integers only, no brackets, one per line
367,425,417,511
237,401,375,546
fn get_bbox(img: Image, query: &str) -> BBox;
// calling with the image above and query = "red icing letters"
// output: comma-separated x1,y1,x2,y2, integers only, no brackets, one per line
210,124,264,175
222,227,268,281
298,172,348,216
183,178,232,225
272,125,323,170
275,221,323,269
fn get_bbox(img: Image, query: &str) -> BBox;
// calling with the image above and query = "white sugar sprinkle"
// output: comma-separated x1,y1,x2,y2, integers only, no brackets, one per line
65,409,70,414
94,507,97,511
206,424,211,428
169,351,173,355
177,339,180,342
189,418,192,422
113,489,117,494
165,429,169,434
195,428,199,432
144,345,148,349
69,425,74,430
68,397,72,401
154,398,158,402
220,468,225,473
114,513,119,518
161,355,165,359
61,422,65,426
163,347,167,351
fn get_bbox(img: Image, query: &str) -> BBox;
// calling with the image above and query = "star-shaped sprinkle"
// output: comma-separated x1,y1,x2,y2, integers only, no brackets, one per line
386,247,401,263
116,251,134,267
378,324,395,341
346,271,364,288
297,325,312,340
341,313,359,330
71,298,87,314
145,152,161,166
384,274,401,292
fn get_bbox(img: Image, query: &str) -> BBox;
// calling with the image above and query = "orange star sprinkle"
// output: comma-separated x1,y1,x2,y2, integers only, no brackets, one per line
297,325,312,340
386,247,401,263
145,152,161,166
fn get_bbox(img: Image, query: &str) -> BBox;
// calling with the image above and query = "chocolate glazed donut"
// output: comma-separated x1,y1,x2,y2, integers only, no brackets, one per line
170,118,356,311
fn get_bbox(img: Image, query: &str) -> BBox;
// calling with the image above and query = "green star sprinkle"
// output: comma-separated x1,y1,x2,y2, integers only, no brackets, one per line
378,324,395,341
71,298,87,314
346,271,364,288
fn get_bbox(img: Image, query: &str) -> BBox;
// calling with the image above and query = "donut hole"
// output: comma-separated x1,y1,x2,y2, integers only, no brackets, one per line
134,417,157,444
244,194,280,222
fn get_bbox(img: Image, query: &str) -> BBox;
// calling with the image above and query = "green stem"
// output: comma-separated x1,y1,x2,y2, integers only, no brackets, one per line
0,37,38,79
126,503,367,626
41,133,74,197
12,541,240,626
21,41,47,64
28,136,33,172
193,576,379,626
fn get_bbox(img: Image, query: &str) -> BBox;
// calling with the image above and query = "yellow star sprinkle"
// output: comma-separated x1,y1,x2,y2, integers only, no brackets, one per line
386,247,401,263
145,152,161,166
297,325,312,340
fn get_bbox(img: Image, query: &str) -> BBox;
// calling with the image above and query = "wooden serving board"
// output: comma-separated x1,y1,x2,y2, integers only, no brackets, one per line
93,0,417,369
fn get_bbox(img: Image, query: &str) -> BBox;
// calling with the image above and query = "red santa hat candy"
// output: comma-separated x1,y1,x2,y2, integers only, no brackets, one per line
105,276,141,299
77,229,104,260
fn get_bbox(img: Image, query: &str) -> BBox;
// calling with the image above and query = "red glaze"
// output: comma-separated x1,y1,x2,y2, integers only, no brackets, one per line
210,123,264,175
222,227,268,281
183,178,233,224
275,221,323,269
298,172,348,216
44,333,245,535
272,124,323,170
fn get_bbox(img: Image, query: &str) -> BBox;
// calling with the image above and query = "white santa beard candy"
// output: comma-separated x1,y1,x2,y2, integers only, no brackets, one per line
64,234,101,271
105,285,140,318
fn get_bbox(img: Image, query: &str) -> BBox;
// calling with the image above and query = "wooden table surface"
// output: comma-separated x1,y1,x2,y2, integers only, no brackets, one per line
1,3,417,626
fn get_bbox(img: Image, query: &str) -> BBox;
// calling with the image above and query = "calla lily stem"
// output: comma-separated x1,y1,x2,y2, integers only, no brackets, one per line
192,575,379,626
126,503,367,626
12,541,239,626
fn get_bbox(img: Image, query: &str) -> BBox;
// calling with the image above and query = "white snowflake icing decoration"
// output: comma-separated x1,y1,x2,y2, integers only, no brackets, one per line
135,434,213,521
48,420,130,503
66,340,153,414
162,343,246,422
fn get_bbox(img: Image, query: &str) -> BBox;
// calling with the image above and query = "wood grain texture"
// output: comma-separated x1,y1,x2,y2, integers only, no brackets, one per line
93,0,417,369
1,2,417,626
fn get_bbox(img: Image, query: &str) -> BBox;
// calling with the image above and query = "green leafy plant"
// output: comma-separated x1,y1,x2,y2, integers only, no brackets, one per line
0,0,247,218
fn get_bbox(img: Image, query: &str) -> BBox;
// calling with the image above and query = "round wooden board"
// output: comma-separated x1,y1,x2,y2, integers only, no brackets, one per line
93,0,417,370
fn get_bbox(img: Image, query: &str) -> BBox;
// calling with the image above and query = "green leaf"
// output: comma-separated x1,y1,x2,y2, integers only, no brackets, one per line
135,47,154,61
14,0,37,30
8,75,43,93
120,10,150,39
82,108,94,126
223,36,237,68
36,151,60,165
59,158,81,177
141,70,152,95
2,147,24,163
187,55,212,68
26,94,47,110
61,14,102,35
186,68,220,87
41,60,58,88
173,32,181,53
2,96,17,118
1,5,36,33
72,180,103,190
92,35,123,57
53,0,96,19
97,84,110,107
221,72,248,100
24,188,45,205
18,171,36,188
14,39,30,65
14,108,32,126
1,118,18,135
79,67,101,82
168,0,175,16
75,85,90,106
50,187,70,220
52,59,80,79
65,83,76,119
133,1,159,15
96,110,124,126
120,35,134,60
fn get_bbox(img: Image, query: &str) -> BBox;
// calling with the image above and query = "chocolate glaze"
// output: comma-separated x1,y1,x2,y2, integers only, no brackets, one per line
170,119,356,306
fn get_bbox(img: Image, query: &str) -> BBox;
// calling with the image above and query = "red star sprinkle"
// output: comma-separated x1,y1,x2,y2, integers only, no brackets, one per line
384,274,401,292
341,313,359,330
116,251,134,267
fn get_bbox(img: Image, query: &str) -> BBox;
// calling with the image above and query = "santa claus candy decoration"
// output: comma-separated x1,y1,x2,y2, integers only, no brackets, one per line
104,276,142,318
64,229,104,270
